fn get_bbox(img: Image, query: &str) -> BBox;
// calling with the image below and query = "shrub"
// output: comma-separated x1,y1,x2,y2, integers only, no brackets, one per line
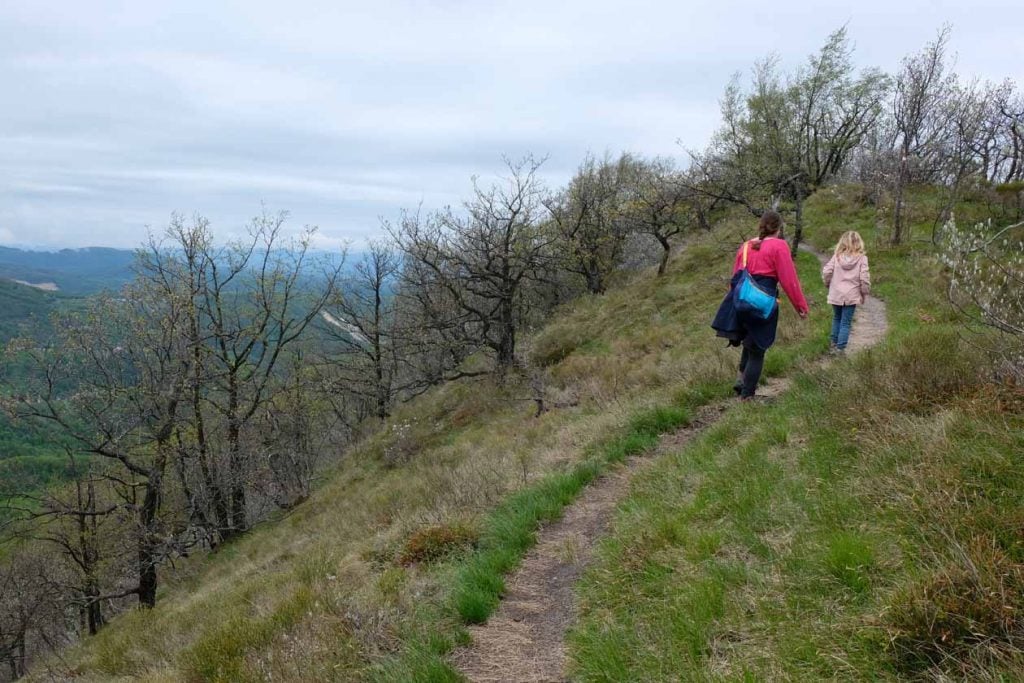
885,536,1024,674
398,523,478,566
382,419,423,467
941,215,1024,381
854,328,983,412
529,326,588,367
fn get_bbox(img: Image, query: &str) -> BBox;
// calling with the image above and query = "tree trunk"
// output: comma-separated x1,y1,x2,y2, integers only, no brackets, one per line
77,477,106,633
790,186,805,254
227,434,246,540
656,235,671,276
11,631,25,678
137,472,162,608
496,297,516,372
137,547,157,608
891,153,909,245
83,537,105,634
225,375,246,540
191,345,229,540
201,455,229,542
584,263,605,295
374,277,389,419
85,588,105,635
375,375,389,420
695,205,712,232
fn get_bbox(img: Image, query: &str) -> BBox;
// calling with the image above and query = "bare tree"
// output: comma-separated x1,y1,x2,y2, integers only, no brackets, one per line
251,352,340,510
621,157,697,275
392,156,556,374
1000,92,1024,184
5,209,340,617
149,213,341,542
787,27,890,248
890,25,957,244
321,240,409,420
1,461,122,636
0,549,66,681
546,152,635,294
11,278,192,609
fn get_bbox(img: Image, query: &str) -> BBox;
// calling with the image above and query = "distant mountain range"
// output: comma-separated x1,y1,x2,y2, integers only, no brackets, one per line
0,246,136,295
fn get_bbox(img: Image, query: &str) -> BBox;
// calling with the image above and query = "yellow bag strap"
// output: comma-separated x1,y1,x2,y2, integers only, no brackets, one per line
742,240,750,269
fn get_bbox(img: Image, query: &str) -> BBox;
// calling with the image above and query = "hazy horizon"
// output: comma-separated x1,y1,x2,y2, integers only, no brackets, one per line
2,0,1022,250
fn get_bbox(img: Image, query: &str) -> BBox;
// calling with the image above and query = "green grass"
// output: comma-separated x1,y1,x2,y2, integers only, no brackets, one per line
181,587,313,682
566,187,1024,681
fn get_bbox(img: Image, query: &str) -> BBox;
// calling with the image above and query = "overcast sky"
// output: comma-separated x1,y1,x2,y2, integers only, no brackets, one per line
1,1,1021,249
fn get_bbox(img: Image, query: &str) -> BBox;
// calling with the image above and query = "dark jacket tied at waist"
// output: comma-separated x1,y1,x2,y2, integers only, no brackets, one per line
711,272,780,351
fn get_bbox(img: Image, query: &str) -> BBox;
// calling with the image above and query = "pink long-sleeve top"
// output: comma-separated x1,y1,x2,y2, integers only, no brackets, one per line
731,237,809,315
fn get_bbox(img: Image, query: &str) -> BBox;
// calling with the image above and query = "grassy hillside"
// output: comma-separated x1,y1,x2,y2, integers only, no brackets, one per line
33,186,1022,681
42,211,825,681
567,187,1024,680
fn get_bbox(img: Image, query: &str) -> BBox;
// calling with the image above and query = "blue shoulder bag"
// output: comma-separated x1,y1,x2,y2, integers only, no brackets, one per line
734,240,778,320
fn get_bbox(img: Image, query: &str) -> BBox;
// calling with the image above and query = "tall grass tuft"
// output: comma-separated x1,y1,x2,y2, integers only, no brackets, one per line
885,536,1024,674
851,327,984,412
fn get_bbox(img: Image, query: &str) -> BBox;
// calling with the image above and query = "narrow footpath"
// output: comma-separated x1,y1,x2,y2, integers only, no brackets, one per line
451,244,888,682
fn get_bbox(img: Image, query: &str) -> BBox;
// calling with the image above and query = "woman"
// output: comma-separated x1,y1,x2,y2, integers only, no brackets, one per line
711,211,809,400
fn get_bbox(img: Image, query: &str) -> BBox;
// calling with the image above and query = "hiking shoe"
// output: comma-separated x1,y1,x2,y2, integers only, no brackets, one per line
829,347,846,356
732,380,743,395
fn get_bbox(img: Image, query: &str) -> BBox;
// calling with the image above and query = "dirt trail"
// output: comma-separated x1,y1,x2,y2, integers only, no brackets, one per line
450,244,887,683
448,400,740,683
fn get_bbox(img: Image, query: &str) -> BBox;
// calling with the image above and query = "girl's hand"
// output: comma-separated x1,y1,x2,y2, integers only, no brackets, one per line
798,309,809,319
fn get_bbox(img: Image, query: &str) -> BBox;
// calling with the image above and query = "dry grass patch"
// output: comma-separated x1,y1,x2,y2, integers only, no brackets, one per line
885,536,1024,675
398,523,479,566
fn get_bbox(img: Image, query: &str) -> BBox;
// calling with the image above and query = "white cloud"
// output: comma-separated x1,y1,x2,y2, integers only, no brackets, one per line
0,0,1021,248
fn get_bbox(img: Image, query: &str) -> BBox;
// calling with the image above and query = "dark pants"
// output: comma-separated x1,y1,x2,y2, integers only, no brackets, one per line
738,343,766,398
831,304,857,349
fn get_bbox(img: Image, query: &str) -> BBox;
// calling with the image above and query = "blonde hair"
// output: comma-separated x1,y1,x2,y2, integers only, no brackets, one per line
834,231,866,257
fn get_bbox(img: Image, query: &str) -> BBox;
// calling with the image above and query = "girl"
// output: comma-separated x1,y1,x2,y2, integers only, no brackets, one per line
712,211,809,400
822,231,870,354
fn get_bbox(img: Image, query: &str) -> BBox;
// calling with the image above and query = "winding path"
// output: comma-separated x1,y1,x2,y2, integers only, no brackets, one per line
450,244,888,682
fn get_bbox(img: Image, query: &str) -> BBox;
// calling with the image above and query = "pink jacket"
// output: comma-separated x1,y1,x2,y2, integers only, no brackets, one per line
822,254,870,306
732,237,809,315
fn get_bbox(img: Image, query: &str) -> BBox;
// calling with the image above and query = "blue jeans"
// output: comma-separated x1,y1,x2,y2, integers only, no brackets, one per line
831,305,856,349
